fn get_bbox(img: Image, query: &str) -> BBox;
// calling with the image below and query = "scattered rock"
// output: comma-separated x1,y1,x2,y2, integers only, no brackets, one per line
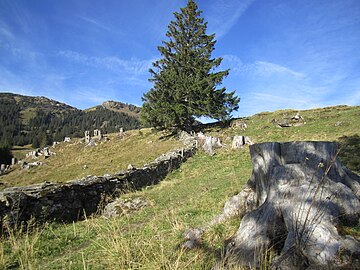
102,197,148,218
11,158,16,165
179,131,197,147
272,112,306,128
127,164,135,170
231,136,254,149
291,112,304,121
231,119,248,130
335,121,343,126
119,128,126,139
196,132,222,155
52,141,60,147
86,139,97,147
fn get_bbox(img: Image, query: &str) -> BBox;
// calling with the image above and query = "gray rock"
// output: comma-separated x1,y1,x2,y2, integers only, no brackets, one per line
84,131,90,144
231,119,248,130
197,132,222,155
119,127,126,138
231,136,254,149
93,129,102,139
103,197,148,218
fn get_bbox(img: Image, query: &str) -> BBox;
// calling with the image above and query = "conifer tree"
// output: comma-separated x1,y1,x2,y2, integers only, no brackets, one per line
142,0,240,130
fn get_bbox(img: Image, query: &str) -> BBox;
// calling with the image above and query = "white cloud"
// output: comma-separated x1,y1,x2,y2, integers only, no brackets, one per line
78,16,111,32
0,23,14,40
59,50,154,76
206,0,256,38
253,61,306,78
222,55,305,78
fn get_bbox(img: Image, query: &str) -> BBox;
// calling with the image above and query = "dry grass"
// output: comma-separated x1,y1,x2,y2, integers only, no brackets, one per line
1,128,182,189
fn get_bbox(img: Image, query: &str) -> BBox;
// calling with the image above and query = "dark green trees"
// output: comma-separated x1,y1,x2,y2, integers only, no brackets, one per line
142,0,239,130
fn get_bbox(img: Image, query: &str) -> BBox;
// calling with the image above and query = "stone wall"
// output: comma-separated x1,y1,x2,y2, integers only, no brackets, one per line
0,145,196,231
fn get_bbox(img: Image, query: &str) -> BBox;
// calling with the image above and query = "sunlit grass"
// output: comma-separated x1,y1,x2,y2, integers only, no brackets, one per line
1,105,359,268
1,129,182,188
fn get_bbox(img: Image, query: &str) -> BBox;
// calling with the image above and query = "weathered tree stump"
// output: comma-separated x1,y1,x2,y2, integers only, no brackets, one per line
184,141,360,269
223,141,360,269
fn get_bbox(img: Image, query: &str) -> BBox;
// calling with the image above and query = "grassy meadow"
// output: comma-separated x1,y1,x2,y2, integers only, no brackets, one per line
1,129,182,189
0,105,359,269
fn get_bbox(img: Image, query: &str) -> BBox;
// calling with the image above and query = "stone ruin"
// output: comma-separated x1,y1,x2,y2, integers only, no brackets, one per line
20,161,43,170
93,129,102,140
119,128,126,139
84,131,91,144
0,164,7,175
83,129,103,146
183,141,360,269
0,159,19,175
196,132,223,155
0,142,197,232
196,132,254,154
24,147,54,162
26,149,40,159
231,135,254,149
52,141,60,147
43,147,51,159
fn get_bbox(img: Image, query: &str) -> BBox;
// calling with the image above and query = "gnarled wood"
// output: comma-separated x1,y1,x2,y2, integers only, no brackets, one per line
223,141,360,269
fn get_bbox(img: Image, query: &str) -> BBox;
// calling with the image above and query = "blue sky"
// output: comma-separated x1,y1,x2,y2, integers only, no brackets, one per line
0,0,359,117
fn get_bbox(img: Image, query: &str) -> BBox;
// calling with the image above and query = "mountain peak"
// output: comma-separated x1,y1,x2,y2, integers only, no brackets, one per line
101,100,141,116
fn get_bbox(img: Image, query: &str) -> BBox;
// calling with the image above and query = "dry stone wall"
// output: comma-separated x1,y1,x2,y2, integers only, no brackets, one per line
0,144,196,231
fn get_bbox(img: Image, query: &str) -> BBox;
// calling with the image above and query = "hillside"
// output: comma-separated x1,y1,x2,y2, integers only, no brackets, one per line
0,128,182,189
0,93,141,149
87,100,141,118
0,105,359,269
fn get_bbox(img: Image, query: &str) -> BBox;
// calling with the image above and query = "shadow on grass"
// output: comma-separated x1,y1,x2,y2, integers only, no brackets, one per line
338,134,360,174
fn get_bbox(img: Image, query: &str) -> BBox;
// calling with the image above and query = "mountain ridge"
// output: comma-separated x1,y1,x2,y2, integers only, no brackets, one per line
0,92,141,148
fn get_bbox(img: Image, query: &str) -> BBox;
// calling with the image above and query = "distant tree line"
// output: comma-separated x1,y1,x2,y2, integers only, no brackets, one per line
0,98,140,151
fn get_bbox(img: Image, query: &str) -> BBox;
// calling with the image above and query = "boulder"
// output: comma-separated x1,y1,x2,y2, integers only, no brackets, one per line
196,132,222,155
231,136,254,149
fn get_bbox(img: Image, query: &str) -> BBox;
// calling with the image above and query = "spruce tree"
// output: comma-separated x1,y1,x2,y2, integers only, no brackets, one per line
142,0,240,130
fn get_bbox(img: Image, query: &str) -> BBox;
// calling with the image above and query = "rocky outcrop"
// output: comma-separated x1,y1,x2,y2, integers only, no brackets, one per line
184,141,360,269
0,145,196,232
272,112,306,128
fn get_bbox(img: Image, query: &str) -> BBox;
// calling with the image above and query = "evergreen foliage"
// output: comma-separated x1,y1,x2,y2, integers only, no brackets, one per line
0,143,13,165
142,0,239,130
0,93,141,147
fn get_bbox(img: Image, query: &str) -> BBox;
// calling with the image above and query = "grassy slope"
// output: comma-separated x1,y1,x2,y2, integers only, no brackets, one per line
1,105,359,269
0,129,182,189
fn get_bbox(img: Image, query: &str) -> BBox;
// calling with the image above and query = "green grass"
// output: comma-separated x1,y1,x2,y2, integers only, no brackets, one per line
1,105,359,269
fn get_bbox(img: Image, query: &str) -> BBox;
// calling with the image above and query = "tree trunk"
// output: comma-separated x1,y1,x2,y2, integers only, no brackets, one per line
221,141,360,269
